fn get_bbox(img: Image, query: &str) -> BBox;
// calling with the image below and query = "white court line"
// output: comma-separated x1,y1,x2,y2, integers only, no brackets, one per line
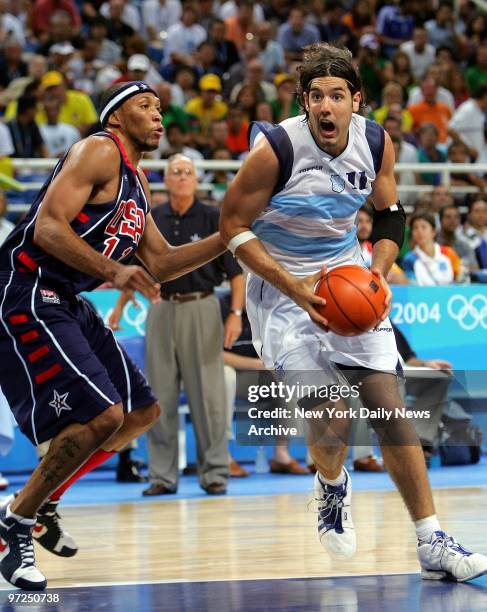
0,570,419,591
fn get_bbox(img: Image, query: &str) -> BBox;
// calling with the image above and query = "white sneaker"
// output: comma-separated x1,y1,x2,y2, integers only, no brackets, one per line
314,467,356,558
418,530,487,582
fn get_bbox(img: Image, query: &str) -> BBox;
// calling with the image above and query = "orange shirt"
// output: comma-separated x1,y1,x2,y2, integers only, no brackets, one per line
407,101,452,143
226,121,249,154
225,16,253,51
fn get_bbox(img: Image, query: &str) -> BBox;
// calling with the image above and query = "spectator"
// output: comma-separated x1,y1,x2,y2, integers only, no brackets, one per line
68,39,105,97
464,12,487,60
104,0,135,46
202,118,229,157
159,122,203,168
224,0,255,52
376,0,416,59
373,82,413,133
460,196,487,251
198,0,218,32
270,72,299,123
30,0,81,38
36,10,84,56
383,50,415,95
113,53,163,90
225,103,249,156
403,212,460,284
444,68,470,109
400,27,436,81
205,147,235,203
357,33,386,107
48,41,76,75
437,204,478,278
156,81,190,133
208,17,240,74
384,117,419,207
192,41,222,79
39,95,80,157
141,0,182,43
428,184,454,227
230,58,276,104
256,20,285,76
0,0,26,46
0,36,27,89
185,73,228,145
0,189,14,245
35,71,98,136
465,41,487,94
27,55,48,81
219,0,264,22
316,0,355,51
6,95,48,158
408,79,452,144
407,63,455,111
255,100,274,122
342,0,376,39
164,3,206,67
89,16,122,64
424,1,464,54
100,0,141,32
277,7,320,64
173,65,198,105
224,38,259,97
234,83,260,122
416,123,447,186
447,141,486,189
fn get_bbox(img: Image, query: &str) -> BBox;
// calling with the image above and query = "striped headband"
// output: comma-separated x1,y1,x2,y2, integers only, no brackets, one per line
99,81,158,127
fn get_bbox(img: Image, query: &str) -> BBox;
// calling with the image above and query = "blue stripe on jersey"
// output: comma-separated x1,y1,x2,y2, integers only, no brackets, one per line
269,193,366,220
365,119,385,173
252,220,357,256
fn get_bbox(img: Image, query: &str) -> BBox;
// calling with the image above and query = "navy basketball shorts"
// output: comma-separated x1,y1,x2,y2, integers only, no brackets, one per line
0,273,156,446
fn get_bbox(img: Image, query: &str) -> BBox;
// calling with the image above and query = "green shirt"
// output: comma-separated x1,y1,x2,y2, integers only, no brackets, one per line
465,66,487,95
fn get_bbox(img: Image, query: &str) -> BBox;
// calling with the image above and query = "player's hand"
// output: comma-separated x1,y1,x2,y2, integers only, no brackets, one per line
424,359,453,370
224,313,243,349
108,290,140,330
371,268,392,321
113,265,160,302
288,266,329,330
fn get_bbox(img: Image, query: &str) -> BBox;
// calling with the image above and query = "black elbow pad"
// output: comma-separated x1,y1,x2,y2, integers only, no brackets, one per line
370,201,406,249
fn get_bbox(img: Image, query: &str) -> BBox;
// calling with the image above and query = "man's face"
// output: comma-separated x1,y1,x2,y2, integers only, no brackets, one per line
421,79,437,104
289,9,304,32
211,121,228,143
304,77,360,156
431,186,453,211
449,145,467,163
413,28,427,49
116,93,163,152
201,89,218,106
357,210,372,242
164,159,198,199
44,96,61,123
469,201,487,229
227,108,243,128
440,207,460,233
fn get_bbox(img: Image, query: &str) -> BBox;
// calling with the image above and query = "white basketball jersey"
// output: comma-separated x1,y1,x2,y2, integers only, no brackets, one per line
249,114,385,275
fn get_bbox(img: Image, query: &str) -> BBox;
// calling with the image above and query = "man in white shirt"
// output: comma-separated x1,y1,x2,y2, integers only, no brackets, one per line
0,122,14,159
100,0,141,32
400,27,436,81
164,4,206,65
39,97,80,158
141,0,182,41
449,84,487,162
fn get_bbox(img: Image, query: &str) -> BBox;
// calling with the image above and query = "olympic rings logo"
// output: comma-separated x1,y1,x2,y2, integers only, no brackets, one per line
447,294,487,331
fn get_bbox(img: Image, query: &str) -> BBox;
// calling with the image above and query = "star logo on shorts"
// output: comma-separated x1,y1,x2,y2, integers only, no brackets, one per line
49,390,72,418
190,233,201,242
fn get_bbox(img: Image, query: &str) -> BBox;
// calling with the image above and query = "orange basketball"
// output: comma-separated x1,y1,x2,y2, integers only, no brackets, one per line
314,265,387,336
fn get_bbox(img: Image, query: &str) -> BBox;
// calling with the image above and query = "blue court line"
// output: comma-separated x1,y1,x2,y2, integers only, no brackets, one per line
3,456,487,507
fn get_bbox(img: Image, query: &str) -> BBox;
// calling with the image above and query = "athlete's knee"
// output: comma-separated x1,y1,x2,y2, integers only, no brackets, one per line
88,403,125,440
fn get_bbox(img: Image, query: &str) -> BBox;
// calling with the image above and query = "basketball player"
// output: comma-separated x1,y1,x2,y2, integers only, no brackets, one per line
0,81,227,590
220,45,487,581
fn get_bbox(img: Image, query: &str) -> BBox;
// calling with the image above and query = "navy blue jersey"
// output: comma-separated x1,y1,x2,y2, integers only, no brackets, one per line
0,131,150,294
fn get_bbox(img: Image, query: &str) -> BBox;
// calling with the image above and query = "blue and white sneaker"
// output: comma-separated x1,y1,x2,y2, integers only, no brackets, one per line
418,531,487,582
0,501,46,590
314,467,356,558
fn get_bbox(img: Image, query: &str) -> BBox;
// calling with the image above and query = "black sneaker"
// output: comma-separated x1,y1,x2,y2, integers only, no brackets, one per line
0,502,46,591
116,460,148,483
33,499,78,557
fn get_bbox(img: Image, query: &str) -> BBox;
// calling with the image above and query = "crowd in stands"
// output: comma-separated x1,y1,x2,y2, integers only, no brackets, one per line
0,0,486,280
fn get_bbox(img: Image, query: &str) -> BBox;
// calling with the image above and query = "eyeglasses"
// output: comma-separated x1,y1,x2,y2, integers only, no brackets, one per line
169,168,194,176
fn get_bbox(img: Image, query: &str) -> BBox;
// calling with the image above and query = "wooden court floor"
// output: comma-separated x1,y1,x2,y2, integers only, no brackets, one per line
34,486,487,588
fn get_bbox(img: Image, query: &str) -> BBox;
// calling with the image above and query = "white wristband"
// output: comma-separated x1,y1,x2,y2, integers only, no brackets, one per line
227,231,257,255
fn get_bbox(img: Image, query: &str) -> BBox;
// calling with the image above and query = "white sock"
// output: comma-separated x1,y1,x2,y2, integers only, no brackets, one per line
415,514,441,542
6,504,36,526
319,468,346,487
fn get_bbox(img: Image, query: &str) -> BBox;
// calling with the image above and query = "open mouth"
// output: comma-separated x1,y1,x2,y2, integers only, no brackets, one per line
319,118,336,137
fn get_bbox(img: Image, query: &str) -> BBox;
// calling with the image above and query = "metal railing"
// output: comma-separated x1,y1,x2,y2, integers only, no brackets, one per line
6,159,487,213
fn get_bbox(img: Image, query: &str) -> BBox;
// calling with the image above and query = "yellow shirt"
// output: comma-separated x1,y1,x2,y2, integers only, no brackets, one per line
5,90,98,130
185,97,227,136
373,105,413,133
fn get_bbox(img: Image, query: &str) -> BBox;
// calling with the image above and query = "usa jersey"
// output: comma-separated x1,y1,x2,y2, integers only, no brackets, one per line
249,114,385,275
0,131,150,294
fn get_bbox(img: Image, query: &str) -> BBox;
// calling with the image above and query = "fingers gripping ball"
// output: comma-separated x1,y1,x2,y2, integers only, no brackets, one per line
314,265,387,336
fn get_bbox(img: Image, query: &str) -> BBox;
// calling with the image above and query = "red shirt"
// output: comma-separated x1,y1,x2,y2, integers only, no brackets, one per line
32,0,81,34
226,122,249,154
